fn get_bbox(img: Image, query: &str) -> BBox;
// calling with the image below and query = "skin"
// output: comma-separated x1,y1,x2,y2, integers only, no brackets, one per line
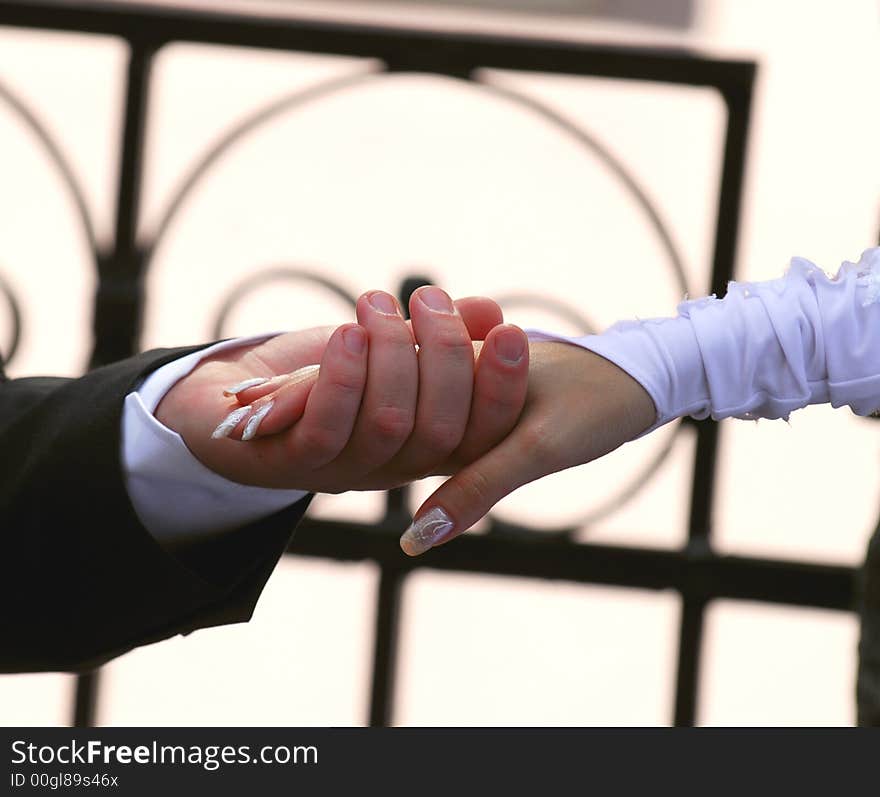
155,287,530,492
156,285,655,555
403,340,657,554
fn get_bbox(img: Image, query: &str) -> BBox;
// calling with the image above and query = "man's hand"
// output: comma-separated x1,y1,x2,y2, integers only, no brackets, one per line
399,341,657,555
155,286,529,492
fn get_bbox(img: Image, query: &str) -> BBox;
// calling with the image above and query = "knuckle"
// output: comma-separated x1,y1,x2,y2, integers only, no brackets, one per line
370,404,414,443
297,425,339,460
419,419,464,456
327,370,364,398
430,327,472,355
475,385,522,417
460,467,494,508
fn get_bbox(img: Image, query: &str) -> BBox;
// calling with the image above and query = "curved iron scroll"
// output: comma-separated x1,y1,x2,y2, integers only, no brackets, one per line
211,265,359,340
144,68,383,269
0,79,99,259
0,80,102,367
148,67,693,532
0,269,22,365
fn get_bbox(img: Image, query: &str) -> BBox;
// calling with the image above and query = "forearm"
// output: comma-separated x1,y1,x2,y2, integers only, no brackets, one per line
0,347,308,673
402,248,880,556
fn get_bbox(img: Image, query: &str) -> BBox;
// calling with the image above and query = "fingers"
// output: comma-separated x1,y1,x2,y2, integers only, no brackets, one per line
211,287,513,492
286,323,369,467
245,366,323,438
398,423,547,556
447,323,528,468
397,343,662,556
220,365,320,430
453,296,504,340
388,285,476,476
210,327,365,443
339,290,419,470
404,296,502,344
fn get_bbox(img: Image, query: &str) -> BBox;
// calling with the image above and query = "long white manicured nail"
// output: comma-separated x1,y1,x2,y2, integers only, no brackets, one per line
222,365,319,398
211,405,251,439
399,507,455,556
241,401,274,441
288,364,320,384
223,377,270,396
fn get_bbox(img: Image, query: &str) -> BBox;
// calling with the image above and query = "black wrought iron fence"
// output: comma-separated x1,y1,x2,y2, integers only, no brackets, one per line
0,0,857,728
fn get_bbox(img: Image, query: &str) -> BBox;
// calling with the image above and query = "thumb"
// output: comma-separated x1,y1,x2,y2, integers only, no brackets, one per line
399,426,549,556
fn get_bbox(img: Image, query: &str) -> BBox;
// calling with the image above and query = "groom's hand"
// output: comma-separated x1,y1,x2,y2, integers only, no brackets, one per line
155,287,529,492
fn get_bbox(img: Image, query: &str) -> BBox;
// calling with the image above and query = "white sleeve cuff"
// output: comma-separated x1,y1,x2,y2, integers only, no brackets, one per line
526,314,709,435
527,247,880,433
122,333,309,544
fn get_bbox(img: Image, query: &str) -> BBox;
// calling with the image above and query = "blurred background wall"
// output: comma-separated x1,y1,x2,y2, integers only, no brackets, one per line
1,0,879,725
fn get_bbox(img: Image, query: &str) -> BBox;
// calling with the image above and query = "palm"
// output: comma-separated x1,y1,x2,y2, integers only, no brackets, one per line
154,293,527,493
154,327,337,488
232,326,334,377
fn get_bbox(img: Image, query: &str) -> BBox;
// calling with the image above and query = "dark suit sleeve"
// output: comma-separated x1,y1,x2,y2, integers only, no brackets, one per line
0,346,312,674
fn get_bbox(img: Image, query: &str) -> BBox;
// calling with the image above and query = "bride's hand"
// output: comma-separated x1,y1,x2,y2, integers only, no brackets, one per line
399,341,656,555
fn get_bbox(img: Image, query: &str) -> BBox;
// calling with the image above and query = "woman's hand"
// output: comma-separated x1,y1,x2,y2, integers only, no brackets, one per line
155,287,529,492
399,341,657,555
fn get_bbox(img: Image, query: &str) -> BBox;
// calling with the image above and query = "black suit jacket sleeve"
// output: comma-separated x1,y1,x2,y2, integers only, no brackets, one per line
0,346,312,674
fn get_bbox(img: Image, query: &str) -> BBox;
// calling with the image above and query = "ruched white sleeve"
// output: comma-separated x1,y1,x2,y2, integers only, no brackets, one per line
122,334,309,544
526,247,880,435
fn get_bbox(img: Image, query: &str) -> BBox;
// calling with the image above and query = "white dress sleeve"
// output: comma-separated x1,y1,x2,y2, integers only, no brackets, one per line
121,333,309,544
526,247,880,435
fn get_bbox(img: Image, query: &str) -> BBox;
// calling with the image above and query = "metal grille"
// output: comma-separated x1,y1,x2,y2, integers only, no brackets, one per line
0,0,857,728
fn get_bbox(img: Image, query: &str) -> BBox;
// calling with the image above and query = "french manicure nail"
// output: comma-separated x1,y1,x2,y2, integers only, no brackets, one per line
288,364,321,384
223,376,270,396
399,507,455,556
211,405,252,439
241,401,274,441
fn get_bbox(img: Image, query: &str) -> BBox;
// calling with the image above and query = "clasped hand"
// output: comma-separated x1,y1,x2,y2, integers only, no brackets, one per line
155,285,530,493
156,285,656,556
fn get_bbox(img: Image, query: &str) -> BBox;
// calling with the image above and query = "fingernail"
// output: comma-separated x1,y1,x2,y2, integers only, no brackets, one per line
368,291,400,316
211,405,251,439
399,507,455,556
418,286,454,314
241,400,274,441
222,376,270,396
494,328,525,364
343,326,366,354
288,364,321,384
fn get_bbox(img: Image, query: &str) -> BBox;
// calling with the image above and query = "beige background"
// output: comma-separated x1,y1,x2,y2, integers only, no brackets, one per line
1,0,878,725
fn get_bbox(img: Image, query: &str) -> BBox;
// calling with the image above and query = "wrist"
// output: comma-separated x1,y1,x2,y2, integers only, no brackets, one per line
527,315,709,435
